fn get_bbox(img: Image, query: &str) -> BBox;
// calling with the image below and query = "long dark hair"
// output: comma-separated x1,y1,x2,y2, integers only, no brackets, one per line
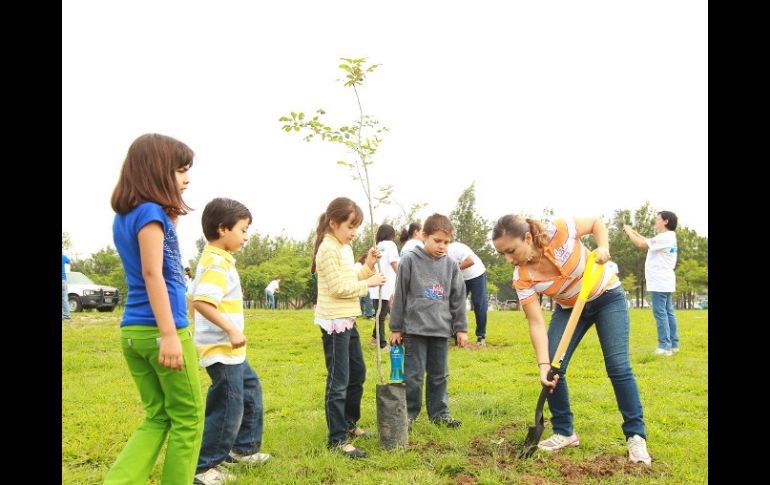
111,133,194,217
311,197,364,273
399,222,422,243
376,224,396,244
492,215,548,248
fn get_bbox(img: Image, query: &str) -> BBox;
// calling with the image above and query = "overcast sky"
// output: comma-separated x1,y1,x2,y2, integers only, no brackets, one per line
62,1,707,264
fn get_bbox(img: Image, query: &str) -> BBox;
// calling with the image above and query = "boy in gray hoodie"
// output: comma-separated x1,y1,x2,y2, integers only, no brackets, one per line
389,213,468,427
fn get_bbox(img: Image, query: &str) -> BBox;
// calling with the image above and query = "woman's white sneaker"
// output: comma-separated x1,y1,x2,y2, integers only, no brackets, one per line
537,432,580,451
627,434,652,465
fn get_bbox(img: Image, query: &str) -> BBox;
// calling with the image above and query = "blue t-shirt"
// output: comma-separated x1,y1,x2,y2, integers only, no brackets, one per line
113,202,189,329
62,255,70,280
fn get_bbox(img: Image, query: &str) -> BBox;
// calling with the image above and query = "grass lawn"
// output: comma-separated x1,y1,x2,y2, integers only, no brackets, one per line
62,308,707,484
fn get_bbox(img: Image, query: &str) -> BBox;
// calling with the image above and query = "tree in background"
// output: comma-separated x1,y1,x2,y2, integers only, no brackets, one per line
62,232,72,251
449,182,496,267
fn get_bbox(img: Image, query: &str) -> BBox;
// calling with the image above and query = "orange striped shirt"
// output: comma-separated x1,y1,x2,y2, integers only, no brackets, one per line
513,218,620,309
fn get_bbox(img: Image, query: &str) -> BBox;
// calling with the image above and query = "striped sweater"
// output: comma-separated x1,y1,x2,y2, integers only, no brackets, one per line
190,244,247,367
513,218,620,309
315,234,374,319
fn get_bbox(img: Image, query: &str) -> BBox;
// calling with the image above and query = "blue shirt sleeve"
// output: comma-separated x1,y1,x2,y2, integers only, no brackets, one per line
132,202,168,236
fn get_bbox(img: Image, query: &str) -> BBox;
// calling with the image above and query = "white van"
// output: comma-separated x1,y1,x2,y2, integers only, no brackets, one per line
66,271,121,312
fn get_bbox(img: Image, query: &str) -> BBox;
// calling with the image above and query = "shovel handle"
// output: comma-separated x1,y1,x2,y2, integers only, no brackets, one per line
551,252,603,370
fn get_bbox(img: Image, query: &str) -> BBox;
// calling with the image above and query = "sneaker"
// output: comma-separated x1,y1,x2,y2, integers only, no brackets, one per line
672,347,680,353
654,348,673,356
228,450,270,465
477,337,486,346
627,434,652,465
194,467,236,485
537,433,580,451
347,426,374,439
336,443,367,458
431,414,462,428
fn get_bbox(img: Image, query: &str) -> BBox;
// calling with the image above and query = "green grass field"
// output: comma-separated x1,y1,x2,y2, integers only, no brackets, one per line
62,308,707,484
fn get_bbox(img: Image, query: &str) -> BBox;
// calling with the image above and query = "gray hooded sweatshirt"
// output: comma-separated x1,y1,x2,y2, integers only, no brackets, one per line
389,245,468,338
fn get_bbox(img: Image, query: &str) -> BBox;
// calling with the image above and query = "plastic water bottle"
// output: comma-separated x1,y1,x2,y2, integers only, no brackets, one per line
389,345,404,382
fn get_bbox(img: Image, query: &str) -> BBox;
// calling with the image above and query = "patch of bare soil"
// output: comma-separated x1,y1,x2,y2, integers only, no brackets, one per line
550,455,653,483
519,475,551,485
453,473,477,484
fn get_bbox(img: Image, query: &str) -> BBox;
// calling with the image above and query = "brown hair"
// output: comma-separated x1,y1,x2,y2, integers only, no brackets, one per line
492,215,549,248
201,197,252,241
111,133,194,217
310,197,364,273
422,213,454,237
399,222,422,243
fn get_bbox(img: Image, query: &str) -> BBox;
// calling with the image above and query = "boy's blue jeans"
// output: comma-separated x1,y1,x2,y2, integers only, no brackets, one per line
404,334,450,421
546,286,646,440
196,360,264,473
650,291,679,350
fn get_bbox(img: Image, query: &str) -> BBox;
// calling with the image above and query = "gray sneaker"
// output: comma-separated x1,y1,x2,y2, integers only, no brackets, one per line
227,450,270,465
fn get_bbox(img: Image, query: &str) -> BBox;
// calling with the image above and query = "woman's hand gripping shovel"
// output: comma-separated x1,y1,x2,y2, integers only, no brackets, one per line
519,252,603,459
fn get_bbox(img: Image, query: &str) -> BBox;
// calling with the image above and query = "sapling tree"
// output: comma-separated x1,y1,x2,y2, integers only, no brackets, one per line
279,57,392,382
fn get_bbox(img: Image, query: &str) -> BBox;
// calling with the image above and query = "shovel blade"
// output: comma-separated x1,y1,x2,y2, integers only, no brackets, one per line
519,423,544,458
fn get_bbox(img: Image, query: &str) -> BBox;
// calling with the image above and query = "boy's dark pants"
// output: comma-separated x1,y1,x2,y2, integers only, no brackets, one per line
404,334,450,420
320,324,366,446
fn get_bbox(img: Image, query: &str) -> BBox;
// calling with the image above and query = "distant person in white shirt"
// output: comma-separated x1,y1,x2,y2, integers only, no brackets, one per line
447,242,488,345
265,277,281,310
369,224,400,349
623,211,679,356
399,222,425,257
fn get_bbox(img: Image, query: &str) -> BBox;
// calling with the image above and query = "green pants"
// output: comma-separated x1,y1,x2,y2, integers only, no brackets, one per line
104,325,204,485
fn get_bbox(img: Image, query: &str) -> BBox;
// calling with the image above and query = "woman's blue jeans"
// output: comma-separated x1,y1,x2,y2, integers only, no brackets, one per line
546,286,646,439
650,291,679,350
196,360,264,473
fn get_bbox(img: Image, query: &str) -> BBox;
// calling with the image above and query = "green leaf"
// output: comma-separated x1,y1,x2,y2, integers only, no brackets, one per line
278,117,290,122
291,112,297,119
299,112,305,120
293,126,300,132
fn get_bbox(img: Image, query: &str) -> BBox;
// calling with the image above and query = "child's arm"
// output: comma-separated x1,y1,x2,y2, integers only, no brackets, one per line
388,257,410,345
448,265,469,347
138,222,183,371
192,301,246,348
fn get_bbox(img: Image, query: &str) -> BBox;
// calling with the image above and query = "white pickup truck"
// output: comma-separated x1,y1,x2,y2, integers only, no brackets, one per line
66,271,121,312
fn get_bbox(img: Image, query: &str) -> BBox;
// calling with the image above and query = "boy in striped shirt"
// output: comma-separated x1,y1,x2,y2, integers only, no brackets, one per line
190,198,270,485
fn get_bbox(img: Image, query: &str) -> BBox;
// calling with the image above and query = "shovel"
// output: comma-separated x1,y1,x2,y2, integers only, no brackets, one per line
519,252,603,458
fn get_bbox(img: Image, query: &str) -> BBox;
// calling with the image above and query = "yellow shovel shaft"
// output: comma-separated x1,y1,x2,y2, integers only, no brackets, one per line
551,252,602,370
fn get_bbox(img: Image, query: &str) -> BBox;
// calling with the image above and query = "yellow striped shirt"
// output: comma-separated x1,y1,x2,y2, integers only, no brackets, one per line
190,244,247,367
315,234,374,319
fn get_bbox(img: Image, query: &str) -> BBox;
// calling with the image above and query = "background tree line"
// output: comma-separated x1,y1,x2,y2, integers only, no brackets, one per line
63,185,707,310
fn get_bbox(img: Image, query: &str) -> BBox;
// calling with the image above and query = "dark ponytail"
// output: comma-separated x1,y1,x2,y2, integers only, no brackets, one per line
399,222,422,244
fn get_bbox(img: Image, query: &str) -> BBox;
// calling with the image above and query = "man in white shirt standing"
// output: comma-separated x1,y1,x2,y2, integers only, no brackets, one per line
623,211,679,356
265,277,281,310
447,242,488,345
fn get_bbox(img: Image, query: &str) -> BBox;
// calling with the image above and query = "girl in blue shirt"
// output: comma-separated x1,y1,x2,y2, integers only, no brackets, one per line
104,133,205,485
